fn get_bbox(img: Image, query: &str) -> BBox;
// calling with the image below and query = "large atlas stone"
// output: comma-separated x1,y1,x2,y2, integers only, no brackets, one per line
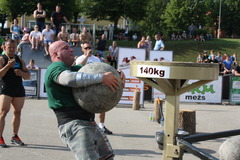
73,62,123,113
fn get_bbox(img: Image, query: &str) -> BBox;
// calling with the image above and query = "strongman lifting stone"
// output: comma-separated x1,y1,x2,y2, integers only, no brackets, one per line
73,62,124,113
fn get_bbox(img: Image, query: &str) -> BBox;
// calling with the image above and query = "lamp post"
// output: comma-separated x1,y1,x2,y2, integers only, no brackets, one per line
217,0,222,39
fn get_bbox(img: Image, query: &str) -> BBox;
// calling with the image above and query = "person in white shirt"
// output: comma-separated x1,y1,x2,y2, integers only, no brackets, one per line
29,25,42,50
41,24,55,56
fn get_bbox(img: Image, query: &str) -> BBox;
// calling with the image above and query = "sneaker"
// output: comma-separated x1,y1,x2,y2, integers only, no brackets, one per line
11,135,25,146
103,126,113,135
0,137,7,148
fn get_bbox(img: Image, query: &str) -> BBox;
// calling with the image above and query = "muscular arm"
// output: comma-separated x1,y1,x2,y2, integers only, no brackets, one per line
57,70,102,87
57,70,119,91
0,57,15,78
33,10,37,19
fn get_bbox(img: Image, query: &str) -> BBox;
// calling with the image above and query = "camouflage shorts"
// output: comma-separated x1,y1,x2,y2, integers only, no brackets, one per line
58,120,114,160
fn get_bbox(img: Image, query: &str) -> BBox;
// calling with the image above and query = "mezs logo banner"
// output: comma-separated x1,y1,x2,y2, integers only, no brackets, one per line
180,76,222,103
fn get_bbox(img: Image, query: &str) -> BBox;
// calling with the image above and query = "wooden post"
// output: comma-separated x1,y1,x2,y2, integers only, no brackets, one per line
153,98,161,122
178,109,196,135
132,89,141,110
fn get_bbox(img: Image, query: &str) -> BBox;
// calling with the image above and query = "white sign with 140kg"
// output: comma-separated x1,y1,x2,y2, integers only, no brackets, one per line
137,65,170,78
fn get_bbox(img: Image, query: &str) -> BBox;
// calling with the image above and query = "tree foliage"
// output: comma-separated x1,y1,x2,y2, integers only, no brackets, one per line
83,0,147,30
137,0,168,37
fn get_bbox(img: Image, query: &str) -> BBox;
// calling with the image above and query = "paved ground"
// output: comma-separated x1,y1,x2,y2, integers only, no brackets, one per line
0,99,240,160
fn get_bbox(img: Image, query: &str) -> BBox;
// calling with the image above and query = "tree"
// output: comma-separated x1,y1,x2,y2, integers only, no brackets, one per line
83,0,147,30
137,0,168,37
162,0,208,34
0,0,35,21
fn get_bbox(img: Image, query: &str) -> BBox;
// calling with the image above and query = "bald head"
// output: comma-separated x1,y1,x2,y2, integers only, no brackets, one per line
49,41,74,67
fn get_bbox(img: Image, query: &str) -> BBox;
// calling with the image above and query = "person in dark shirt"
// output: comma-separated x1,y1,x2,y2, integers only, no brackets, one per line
33,2,46,32
0,39,30,148
96,34,107,57
50,5,70,37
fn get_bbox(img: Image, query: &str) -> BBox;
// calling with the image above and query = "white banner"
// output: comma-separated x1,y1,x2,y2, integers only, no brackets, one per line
149,50,173,100
39,69,47,98
118,47,146,105
180,76,222,103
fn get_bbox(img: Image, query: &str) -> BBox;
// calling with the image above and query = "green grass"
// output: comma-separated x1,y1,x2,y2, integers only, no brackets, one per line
107,38,240,62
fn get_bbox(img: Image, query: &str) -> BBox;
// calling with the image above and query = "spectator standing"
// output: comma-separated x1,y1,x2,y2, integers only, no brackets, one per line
17,27,30,56
216,51,223,72
10,19,21,44
69,27,79,47
96,34,107,57
188,23,195,39
41,24,55,56
145,35,152,53
33,2,46,32
57,25,70,42
79,27,92,44
124,25,129,40
154,34,165,51
108,24,114,40
108,41,119,69
45,40,121,159
26,59,39,70
0,39,30,147
51,5,70,37
29,25,42,50
104,27,108,40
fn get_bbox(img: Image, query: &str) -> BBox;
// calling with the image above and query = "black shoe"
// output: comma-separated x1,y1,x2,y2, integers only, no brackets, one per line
103,126,113,135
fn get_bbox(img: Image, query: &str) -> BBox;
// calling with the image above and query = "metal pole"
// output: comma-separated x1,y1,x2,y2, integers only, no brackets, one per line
217,0,222,39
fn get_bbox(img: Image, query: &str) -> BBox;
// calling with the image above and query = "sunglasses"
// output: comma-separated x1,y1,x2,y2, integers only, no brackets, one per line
84,47,91,50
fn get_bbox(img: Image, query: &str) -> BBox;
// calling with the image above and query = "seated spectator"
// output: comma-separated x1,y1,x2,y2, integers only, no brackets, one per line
132,33,138,41
223,54,233,75
208,50,215,60
234,63,240,76
209,55,218,63
1,36,10,55
176,32,181,40
216,51,223,72
95,52,106,63
196,53,203,63
194,35,200,41
69,27,79,46
200,34,205,42
29,25,42,50
230,53,237,66
182,31,187,40
41,24,55,56
17,27,30,56
57,25,70,42
26,59,39,70
202,51,209,63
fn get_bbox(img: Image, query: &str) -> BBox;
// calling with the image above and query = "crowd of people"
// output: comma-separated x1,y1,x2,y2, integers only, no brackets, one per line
196,50,238,75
